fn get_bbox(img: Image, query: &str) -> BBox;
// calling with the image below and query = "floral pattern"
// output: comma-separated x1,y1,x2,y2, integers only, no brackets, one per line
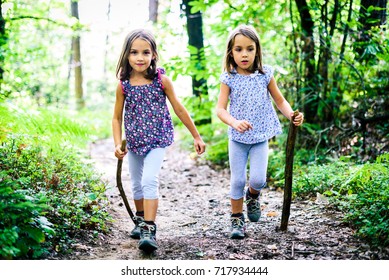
121,68,174,155
220,65,282,144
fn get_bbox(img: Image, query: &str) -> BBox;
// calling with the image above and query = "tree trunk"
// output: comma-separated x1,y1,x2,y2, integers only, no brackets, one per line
0,0,6,91
149,0,158,23
294,0,318,123
102,0,111,92
317,0,340,122
71,0,84,110
181,0,210,125
332,0,354,118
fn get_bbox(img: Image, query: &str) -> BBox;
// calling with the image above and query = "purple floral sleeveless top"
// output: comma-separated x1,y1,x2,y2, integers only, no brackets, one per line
121,68,174,155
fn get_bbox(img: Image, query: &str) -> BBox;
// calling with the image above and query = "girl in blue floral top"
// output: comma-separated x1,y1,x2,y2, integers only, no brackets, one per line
112,29,206,252
216,25,304,239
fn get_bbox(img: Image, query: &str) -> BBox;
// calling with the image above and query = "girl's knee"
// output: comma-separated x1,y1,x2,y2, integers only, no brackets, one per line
249,179,267,192
231,177,246,189
142,175,159,199
131,183,143,200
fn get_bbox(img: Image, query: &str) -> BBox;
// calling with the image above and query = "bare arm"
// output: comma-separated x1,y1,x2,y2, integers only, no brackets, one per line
268,77,304,126
112,82,127,159
162,75,206,155
216,83,252,133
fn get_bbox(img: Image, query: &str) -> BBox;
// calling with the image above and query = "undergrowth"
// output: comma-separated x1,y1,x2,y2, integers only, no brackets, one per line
293,153,389,247
0,104,112,259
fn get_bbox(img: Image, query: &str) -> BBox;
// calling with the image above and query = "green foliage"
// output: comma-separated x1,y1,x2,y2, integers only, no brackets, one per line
1,0,78,105
0,103,111,259
0,103,104,149
0,135,111,259
293,153,389,246
0,174,54,259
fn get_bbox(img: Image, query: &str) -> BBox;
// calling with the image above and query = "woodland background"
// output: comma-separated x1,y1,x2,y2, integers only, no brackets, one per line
0,0,388,259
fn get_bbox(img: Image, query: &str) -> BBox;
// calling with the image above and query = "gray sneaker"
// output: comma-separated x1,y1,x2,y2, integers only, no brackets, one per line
130,215,144,239
246,190,261,222
138,222,158,252
230,214,245,239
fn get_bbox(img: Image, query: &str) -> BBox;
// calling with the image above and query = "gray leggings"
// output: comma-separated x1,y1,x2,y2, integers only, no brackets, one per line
228,139,268,200
127,148,166,200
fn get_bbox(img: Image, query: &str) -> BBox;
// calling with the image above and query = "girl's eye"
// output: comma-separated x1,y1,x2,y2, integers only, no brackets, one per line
130,51,137,54
234,48,242,52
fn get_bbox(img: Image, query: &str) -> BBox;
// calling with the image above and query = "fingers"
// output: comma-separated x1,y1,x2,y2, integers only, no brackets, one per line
114,147,127,159
195,142,206,155
293,112,304,126
233,120,253,133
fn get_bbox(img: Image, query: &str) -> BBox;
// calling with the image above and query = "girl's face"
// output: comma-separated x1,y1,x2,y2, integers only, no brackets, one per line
128,38,155,75
231,34,256,74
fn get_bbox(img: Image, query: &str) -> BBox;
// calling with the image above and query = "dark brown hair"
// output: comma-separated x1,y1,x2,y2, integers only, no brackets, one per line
116,29,159,81
223,25,264,75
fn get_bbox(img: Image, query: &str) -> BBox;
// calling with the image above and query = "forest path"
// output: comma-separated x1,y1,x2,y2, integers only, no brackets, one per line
67,138,388,260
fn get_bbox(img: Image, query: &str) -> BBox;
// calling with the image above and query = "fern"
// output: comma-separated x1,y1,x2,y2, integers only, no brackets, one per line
0,103,91,150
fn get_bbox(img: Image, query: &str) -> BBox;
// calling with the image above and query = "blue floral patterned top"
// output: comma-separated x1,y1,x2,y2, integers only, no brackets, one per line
121,68,174,155
220,65,282,144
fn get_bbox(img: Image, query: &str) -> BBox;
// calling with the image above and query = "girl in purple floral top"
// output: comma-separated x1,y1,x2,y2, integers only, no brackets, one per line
112,29,206,252
216,25,304,239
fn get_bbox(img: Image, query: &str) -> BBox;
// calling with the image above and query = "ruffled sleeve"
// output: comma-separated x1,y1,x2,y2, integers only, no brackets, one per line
157,68,166,89
262,65,274,85
219,71,231,87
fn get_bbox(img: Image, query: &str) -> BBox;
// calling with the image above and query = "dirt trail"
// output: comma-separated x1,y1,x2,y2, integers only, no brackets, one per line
66,138,388,260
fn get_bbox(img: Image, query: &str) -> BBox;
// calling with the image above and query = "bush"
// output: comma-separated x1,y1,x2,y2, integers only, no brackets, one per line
0,136,111,259
293,153,389,246
0,174,54,259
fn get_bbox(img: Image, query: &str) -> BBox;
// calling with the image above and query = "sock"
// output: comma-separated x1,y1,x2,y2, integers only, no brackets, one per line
247,189,259,199
231,213,243,218
136,211,144,217
144,220,155,225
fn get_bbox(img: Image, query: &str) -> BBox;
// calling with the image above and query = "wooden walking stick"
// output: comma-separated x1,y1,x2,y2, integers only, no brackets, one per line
116,139,136,225
280,110,299,231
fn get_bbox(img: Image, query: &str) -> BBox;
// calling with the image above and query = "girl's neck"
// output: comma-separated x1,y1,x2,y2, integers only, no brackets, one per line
130,71,152,86
236,67,255,75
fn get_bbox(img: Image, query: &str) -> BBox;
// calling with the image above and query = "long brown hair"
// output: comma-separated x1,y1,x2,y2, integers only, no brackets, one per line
223,25,264,75
116,29,159,81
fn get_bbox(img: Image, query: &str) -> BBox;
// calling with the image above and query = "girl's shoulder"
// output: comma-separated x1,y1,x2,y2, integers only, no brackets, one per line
261,65,274,85
219,71,232,86
262,65,274,76
158,68,172,91
157,67,166,75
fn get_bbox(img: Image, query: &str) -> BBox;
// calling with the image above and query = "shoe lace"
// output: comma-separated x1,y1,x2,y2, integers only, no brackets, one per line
139,222,155,238
231,217,245,229
133,215,144,225
246,196,261,212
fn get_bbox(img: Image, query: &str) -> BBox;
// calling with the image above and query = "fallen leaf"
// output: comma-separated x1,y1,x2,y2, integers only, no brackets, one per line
267,211,278,217
267,244,277,250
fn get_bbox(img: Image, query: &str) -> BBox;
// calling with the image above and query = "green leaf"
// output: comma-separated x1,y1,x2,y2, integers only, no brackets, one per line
24,227,45,243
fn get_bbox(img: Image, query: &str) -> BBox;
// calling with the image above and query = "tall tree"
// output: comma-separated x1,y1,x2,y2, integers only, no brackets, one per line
103,0,111,92
70,0,84,110
0,0,6,92
181,0,210,124
316,0,340,121
294,0,317,123
149,0,158,23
